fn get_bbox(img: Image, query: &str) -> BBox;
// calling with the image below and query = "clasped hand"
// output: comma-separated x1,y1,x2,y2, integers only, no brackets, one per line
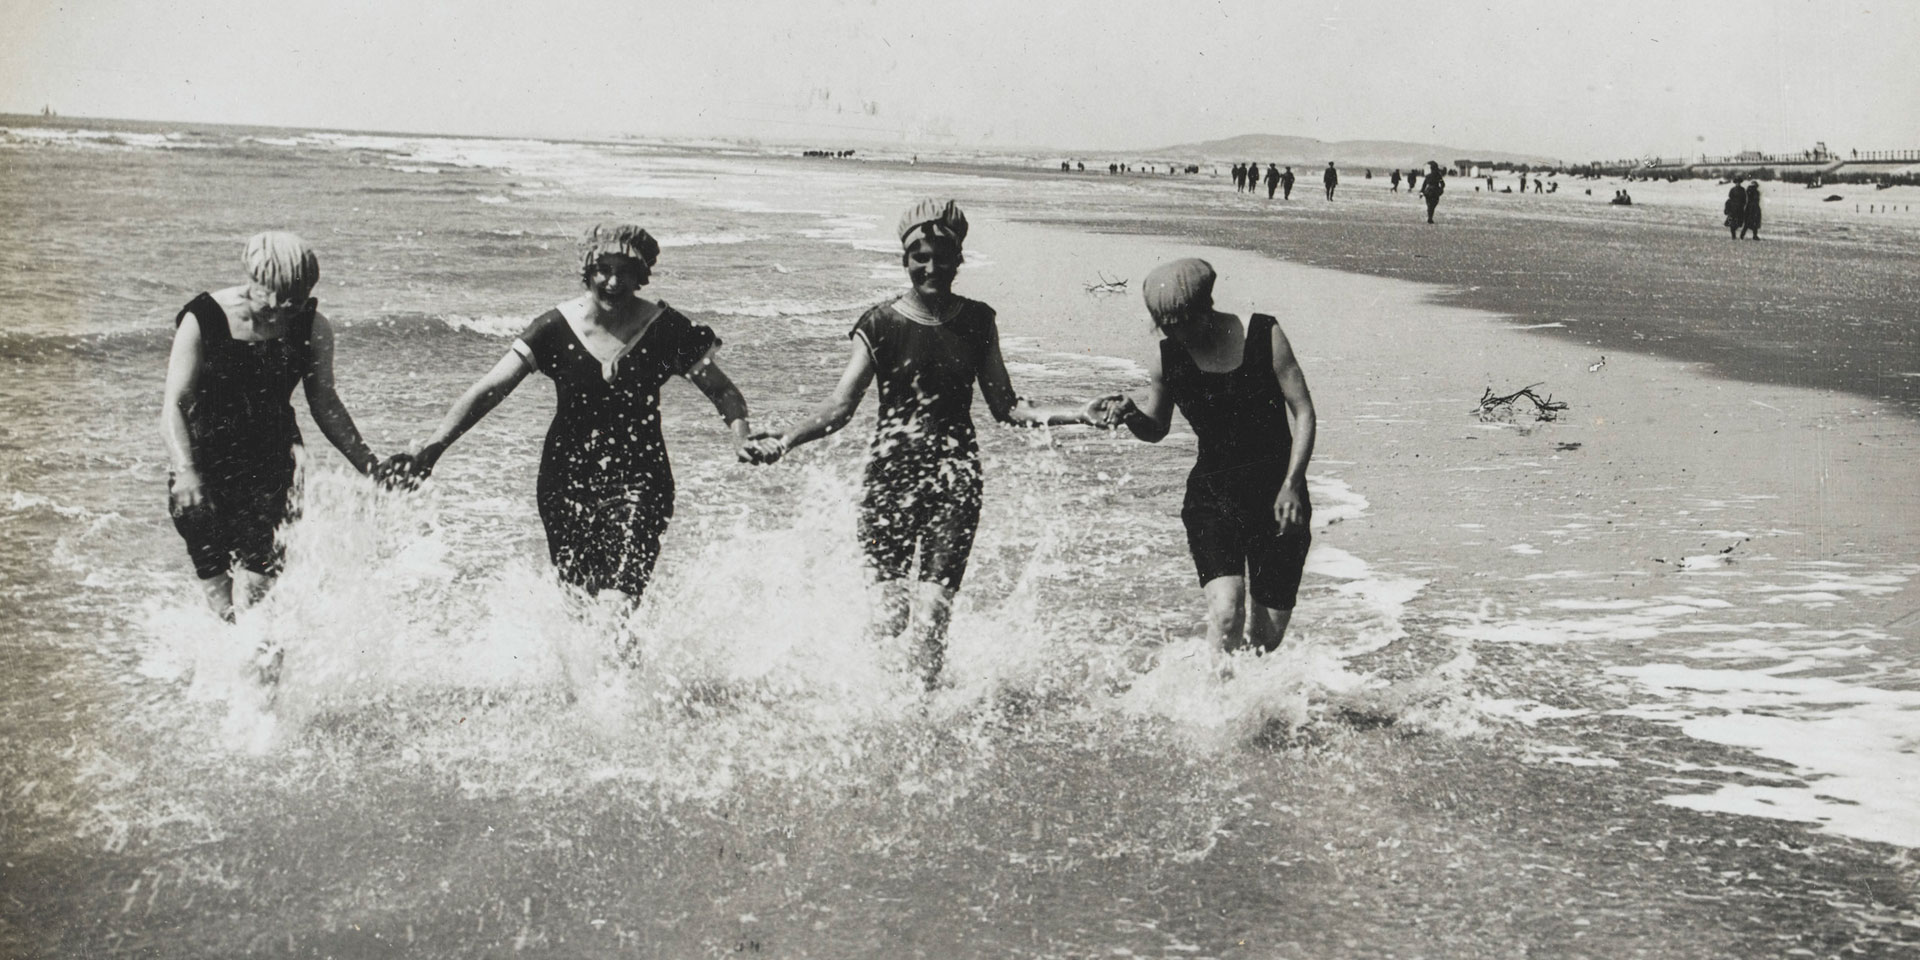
737,432,786,465
1088,393,1135,428
373,452,430,491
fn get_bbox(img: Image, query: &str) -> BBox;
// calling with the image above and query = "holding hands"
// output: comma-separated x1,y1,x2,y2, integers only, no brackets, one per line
1090,393,1136,428
738,432,787,465
374,449,436,491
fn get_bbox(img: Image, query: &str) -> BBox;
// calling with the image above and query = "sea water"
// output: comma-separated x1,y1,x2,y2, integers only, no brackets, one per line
2,119,1916,957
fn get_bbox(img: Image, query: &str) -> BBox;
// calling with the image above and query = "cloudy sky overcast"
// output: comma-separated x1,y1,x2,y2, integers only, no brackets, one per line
4,0,1916,160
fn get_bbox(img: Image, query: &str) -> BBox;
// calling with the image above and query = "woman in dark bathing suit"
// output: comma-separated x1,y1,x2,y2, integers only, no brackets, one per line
397,224,761,601
1104,259,1318,653
160,232,386,627
751,199,1106,687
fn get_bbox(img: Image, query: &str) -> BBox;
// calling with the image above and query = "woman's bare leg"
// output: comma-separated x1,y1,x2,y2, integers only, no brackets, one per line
866,579,911,644
1246,603,1296,654
199,573,237,623
905,580,957,687
1203,576,1250,652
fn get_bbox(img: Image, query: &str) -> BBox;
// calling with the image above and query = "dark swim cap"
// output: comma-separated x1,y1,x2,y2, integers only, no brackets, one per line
580,223,660,272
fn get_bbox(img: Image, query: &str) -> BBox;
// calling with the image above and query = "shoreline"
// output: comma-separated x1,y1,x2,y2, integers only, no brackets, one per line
963,214,1920,946
983,210,1920,829
1020,178,1920,416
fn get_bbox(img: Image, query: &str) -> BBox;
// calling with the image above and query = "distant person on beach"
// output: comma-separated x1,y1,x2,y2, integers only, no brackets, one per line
1406,168,1420,193
161,231,387,630
1265,163,1281,199
391,224,763,605
1390,169,1402,192
748,200,1107,688
1611,189,1633,206
1233,163,1246,192
1724,184,1745,239
1420,161,1446,223
1281,166,1296,199
1100,259,1317,654
1323,162,1339,200
1741,180,1763,240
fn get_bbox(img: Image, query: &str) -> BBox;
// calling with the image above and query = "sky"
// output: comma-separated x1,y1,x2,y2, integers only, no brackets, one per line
3,0,1917,161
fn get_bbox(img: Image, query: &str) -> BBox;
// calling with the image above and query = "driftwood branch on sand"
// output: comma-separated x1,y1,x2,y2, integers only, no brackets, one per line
1475,383,1568,422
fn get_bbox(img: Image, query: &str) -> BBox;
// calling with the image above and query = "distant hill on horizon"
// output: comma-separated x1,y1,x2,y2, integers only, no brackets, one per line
1136,133,1563,169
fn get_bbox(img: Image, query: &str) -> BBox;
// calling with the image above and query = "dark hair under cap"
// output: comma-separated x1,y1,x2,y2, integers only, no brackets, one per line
580,223,660,273
1142,258,1216,323
896,198,969,249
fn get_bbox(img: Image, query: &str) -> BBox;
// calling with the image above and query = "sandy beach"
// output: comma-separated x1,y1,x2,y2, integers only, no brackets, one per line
1028,171,1920,412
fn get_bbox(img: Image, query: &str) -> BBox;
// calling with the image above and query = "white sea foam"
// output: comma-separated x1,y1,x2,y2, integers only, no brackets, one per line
1308,476,1368,528
1442,553,1919,846
438,313,529,337
1613,662,1920,848
1,126,183,150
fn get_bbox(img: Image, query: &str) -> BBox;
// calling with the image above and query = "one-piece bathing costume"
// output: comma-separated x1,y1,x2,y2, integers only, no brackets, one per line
851,296,994,589
512,305,718,596
169,292,312,580
1162,313,1311,609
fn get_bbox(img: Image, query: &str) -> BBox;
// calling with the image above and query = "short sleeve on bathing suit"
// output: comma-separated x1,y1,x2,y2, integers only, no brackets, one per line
514,309,568,374
850,308,883,362
651,305,722,376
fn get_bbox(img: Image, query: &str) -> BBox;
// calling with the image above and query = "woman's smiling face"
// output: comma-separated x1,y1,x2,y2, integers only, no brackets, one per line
903,235,961,298
587,253,651,304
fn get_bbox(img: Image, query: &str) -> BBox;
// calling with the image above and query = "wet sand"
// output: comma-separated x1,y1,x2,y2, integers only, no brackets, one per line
1029,175,1920,413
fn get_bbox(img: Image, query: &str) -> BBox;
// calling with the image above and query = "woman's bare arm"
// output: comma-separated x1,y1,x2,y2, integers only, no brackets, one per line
779,340,877,452
301,311,378,474
159,311,208,507
413,349,533,473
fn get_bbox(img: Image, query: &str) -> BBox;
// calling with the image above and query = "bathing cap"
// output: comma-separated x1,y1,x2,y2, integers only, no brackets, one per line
1141,258,1216,322
580,223,660,272
897,198,968,249
243,232,319,300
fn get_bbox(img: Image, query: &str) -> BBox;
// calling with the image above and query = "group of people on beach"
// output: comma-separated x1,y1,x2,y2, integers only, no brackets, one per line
1233,162,1294,199
162,202,1318,688
1231,160,1457,223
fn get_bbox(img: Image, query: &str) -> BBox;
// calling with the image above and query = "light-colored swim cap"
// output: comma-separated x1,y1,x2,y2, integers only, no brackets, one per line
1141,258,1216,322
896,198,969,249
243,232,319,300
580,223,660,272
